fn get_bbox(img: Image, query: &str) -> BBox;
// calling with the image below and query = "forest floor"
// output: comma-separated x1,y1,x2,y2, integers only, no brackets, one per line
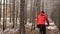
0,18,59,34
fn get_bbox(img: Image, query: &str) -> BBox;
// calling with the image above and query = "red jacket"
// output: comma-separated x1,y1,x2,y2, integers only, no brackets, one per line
37,13,49,25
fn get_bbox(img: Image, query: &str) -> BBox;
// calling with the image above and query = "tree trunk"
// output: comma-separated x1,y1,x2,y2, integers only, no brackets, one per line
24,0,27,24
19,0,25,34
37,0,41,16
3,0,6,31
0,1,1,22
15,2,19,26
12,0,15,28
31,0,36,30
10,0,12,23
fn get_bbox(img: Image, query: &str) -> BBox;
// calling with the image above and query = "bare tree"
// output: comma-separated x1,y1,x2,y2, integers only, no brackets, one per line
31,0,37,30
12,0,15,28
24,0,27,24
10,0,12,22
0,0,1,22
3,0,6,31
5,0,7,27
19,0,25,34
37,0,41,15
15,1,19,26
15,4,18,26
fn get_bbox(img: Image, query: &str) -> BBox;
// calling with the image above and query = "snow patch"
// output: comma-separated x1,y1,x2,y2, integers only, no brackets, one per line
46,26,57,29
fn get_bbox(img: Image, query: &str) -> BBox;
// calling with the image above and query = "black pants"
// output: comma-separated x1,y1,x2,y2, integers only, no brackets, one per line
37,25,46,34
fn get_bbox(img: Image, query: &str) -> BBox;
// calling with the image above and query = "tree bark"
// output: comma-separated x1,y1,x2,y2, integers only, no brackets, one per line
3,0,6,31
12,0,15,28
24,0,27,24
10,0,12,22
0,1,1,22
37,0,41,16
31,0,36,30
19,0,25,34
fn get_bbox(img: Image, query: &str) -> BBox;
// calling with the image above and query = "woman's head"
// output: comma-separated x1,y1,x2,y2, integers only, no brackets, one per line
41,11,45,14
